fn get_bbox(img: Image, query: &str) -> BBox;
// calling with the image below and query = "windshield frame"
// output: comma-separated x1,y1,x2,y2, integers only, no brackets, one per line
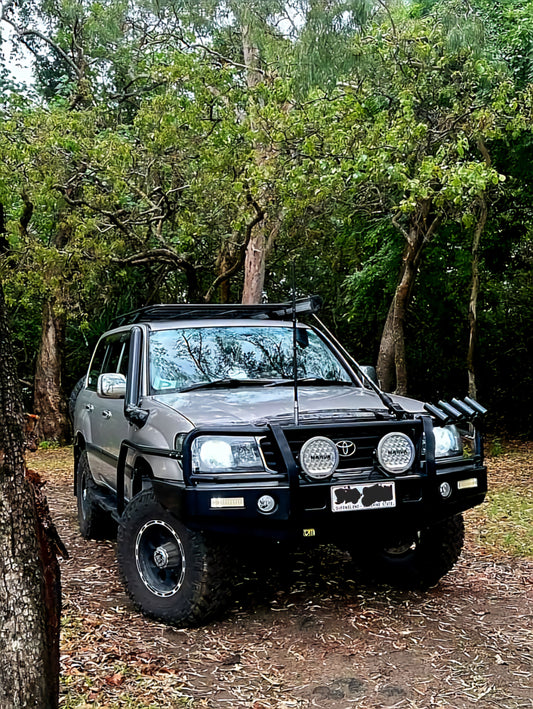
147,321,359,395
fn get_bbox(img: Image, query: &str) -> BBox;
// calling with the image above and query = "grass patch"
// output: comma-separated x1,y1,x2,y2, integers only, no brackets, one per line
471,487,533,558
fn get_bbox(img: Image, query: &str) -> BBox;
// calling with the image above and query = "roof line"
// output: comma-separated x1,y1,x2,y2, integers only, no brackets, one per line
108,296,323,329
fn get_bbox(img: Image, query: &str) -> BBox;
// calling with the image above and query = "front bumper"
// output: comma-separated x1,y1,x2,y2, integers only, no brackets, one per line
151,419,487,542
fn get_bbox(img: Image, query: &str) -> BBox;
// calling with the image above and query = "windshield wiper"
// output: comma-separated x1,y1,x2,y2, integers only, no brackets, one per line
268,377,353,387
179,378,275,393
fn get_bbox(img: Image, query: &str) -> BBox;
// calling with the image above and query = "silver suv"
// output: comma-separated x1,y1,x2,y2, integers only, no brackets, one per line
73,298,488,626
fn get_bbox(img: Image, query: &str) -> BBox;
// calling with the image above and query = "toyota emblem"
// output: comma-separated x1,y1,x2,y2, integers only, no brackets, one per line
336,440,356,457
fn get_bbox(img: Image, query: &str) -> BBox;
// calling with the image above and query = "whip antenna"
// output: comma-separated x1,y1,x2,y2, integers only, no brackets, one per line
292,262,299,426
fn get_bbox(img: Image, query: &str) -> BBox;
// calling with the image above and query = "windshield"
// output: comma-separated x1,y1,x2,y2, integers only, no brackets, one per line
149,326,353,394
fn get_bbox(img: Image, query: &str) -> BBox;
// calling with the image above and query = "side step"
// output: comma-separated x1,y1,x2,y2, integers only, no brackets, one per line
91,487,122,523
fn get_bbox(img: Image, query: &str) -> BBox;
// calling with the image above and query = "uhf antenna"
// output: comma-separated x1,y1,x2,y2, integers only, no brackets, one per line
292,262,299,426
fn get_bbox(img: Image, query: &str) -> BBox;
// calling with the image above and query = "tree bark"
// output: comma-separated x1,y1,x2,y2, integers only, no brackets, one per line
242,228,267,304
377,230,423,394
377,201,438,394
239,14,272,305
467,197,488,399
241,22,262,89
33,298,70,444
241,215,280,304
0,283,61,709
216,241,235,303
467,140,491,399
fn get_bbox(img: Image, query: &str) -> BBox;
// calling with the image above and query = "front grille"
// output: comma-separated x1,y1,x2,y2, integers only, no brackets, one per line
259,437,279,472
288,431,379,470
263,421,423,478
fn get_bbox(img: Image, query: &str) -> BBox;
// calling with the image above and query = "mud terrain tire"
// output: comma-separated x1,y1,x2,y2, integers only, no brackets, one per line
77,451,112,539
117,490,230,627
351,514,465,589
69,377,85,422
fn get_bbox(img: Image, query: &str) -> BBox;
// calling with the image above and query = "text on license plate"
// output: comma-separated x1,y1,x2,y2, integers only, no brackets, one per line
331,482,396,512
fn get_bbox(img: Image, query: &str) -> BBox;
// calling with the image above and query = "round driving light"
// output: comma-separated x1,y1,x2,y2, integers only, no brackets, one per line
257,494,276,514
377,432,415,474
300,436,339,479
439,481,452,499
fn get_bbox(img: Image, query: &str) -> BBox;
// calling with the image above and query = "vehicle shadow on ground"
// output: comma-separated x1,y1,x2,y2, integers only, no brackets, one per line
228,541,421,618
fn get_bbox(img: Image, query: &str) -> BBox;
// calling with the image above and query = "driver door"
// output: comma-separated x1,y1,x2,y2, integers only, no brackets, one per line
90,331,131,488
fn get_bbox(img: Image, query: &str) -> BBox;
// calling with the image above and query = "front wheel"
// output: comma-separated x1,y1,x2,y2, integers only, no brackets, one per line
350,514,465,589
117,490,230,626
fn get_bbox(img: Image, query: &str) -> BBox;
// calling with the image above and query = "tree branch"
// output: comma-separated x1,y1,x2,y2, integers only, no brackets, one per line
111,248,197,280
1,10,83,80
392,212,410,240
477,137,491,167
204,197,265,302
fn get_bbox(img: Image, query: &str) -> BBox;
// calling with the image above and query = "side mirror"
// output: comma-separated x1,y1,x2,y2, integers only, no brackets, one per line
97,373,127,399
360,365,379,387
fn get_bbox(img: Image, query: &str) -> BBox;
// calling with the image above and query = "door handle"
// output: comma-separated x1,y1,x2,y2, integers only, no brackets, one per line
102,410,112,419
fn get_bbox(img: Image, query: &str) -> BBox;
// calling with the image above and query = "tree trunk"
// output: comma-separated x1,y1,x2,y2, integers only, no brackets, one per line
33,298,70,444
239,15,271,305
467,139,491,399
242,228,267,304
216,241,235,303
31,215,71,444
377,202,438,394
377,232,422,394
467,197,488,399
241,22,262,89
0,283,61,709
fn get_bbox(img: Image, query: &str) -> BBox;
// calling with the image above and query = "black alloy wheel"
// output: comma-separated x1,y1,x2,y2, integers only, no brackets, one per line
117,490,231,626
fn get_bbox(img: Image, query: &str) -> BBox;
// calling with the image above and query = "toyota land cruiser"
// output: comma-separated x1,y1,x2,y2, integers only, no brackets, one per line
73,297,487,626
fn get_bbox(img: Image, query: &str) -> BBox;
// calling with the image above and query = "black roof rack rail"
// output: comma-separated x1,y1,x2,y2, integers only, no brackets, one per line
109,296,323,329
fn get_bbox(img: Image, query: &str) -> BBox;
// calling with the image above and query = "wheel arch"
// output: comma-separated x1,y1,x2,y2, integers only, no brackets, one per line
117,443,155,515
131,456,154,498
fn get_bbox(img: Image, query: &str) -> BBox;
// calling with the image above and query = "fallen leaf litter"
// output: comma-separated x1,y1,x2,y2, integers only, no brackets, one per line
28,445,533,709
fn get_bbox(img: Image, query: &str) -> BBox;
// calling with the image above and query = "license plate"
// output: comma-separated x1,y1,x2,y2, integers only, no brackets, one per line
331,482,396,512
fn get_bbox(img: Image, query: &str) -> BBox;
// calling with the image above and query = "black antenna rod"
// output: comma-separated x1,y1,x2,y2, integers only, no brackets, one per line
292,263,299,426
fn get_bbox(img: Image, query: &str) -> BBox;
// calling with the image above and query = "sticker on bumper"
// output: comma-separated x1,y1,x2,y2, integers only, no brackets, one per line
331,482,396,512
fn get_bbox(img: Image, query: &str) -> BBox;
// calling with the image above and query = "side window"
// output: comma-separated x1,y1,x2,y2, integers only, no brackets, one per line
87,339,109,391
118,337,130,376
87,331,131,391
103,338,124,374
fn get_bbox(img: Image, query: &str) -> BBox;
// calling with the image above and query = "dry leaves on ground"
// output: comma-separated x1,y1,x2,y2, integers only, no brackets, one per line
28,444,533,709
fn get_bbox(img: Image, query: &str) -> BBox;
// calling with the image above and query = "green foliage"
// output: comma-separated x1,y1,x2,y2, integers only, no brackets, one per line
38,440,60,450
1,0,533,433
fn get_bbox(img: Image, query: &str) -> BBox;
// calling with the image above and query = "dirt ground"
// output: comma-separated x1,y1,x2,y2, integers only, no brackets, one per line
32,447,533,709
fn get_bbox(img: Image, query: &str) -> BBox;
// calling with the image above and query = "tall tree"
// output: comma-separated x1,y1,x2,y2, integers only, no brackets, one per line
269,6,513,393
0,263,62,706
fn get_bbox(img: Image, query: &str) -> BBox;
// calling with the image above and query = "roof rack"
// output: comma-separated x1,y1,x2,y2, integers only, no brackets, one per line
109,296,323,329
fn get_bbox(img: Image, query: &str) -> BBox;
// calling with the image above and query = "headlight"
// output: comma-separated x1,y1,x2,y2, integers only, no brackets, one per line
458,424,475,458
433,425,462,458
377,432,415,474
191,436,266,473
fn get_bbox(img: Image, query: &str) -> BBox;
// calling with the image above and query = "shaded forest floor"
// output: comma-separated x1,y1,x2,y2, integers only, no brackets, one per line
29,444,533,709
